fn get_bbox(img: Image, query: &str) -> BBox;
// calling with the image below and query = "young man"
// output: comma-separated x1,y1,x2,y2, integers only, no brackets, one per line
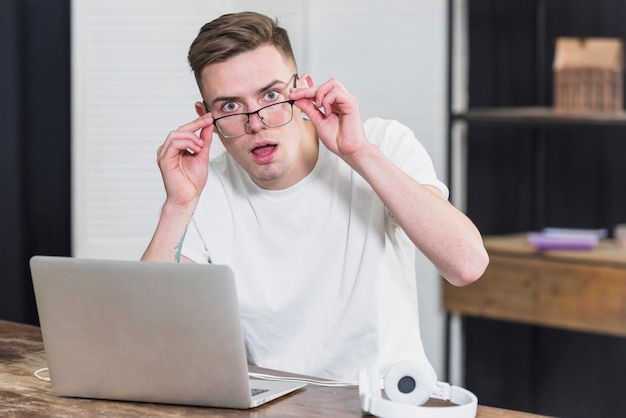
143,11,488,382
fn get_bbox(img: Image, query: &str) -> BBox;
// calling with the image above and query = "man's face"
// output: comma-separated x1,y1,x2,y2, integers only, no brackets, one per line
198,45,316,190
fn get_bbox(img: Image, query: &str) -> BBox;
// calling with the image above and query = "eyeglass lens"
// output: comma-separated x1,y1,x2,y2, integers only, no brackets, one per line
215,101,294,138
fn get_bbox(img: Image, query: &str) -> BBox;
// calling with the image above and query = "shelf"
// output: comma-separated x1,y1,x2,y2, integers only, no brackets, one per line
452,106,626,126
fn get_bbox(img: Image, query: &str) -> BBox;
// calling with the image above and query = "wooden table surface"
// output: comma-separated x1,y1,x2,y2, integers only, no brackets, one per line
444,234,626,337
0,320,550,417
480,234,626,267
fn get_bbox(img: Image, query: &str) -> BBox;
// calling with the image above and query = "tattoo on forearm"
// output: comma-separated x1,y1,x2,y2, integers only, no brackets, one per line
174,225,189,263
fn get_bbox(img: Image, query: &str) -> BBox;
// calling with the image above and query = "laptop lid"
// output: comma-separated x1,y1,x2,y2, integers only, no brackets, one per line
29,256,305,409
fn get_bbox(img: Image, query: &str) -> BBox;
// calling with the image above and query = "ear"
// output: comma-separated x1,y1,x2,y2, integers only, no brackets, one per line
195,101,208,117
297,73,314,88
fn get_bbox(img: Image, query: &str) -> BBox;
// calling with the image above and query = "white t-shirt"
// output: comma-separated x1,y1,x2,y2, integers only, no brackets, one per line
181,117,448,382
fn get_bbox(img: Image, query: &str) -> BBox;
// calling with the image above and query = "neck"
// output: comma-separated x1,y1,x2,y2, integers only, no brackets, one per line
301,119,320,172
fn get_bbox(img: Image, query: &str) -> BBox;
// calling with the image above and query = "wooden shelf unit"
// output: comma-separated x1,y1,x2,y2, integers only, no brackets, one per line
453,106,626,126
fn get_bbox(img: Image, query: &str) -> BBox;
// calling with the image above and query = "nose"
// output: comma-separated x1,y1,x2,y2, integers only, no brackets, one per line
247,111,266,133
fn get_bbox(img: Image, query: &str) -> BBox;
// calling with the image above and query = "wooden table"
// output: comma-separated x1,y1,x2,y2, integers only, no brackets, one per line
0,320,549,417
444,234,626,337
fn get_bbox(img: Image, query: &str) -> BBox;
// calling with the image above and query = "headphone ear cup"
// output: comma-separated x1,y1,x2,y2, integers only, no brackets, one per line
383,360,437,406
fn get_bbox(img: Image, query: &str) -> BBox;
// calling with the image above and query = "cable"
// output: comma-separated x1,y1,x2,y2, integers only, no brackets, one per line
248,372,356,387
34,367,51,382
32,366,354,388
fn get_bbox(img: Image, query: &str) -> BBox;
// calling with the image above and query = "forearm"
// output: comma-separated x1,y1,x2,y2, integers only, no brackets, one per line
141,201,196,263
347,144,489,286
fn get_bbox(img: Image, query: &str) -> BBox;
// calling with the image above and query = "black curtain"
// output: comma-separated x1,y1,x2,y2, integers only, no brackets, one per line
0,0,71,325
464,1,626,417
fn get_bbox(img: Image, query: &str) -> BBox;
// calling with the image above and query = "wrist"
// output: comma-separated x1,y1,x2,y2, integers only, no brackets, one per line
141,199,197,262
162,197,198,218
343,142,380,174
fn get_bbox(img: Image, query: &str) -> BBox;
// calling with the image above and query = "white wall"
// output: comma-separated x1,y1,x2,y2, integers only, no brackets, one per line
72,0,449,378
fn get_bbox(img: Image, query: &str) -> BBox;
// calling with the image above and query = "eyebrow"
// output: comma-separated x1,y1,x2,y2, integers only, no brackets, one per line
208,78,287,108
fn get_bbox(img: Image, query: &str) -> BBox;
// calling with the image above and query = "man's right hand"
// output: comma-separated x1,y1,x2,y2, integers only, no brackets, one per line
156,112,214,208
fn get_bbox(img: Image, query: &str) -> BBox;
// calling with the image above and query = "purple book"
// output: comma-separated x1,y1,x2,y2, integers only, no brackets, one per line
527,233,598,251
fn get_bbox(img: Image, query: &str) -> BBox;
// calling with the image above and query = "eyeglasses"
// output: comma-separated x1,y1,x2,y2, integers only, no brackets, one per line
208,74,299,139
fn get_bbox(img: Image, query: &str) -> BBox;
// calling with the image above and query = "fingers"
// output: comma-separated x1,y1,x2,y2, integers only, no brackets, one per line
292,78,368,159
177,112,214,133
293,97,322,127
159,113,214,160
178,112,215,151
291,78,358,118
158,131,198,161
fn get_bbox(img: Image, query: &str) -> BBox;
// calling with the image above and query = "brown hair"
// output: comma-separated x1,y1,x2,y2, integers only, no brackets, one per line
188,11,297,89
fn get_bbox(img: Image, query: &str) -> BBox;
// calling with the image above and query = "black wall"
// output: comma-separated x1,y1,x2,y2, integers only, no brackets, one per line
0,0,71,325
464,1,626,417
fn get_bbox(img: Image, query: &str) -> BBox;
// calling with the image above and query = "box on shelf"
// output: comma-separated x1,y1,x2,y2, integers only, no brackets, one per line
553,37,624,113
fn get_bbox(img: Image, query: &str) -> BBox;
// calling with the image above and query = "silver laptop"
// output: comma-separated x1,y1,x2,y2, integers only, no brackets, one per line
29,256,306,409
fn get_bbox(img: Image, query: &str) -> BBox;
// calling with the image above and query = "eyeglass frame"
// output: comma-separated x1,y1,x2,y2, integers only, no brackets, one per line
203,74,299,139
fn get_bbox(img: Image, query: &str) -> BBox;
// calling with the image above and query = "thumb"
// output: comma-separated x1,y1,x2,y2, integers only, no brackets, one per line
198,124,214,158
295,99,325,126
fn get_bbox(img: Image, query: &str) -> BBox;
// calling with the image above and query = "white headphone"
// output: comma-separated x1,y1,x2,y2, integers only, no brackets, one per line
358,360,478,418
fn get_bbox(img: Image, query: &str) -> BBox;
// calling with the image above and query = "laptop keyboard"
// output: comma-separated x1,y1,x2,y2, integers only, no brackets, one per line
251,388,269,397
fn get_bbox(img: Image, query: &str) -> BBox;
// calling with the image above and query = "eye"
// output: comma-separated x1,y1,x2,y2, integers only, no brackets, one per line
221,102,240,113
264,90,281,101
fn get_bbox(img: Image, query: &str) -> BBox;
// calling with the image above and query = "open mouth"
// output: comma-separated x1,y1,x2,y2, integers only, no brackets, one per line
251,144,277,156
250,143,278,163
